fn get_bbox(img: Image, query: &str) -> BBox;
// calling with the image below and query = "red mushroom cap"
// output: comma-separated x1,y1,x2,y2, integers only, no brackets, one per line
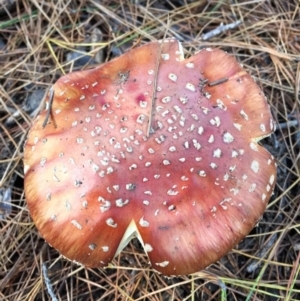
24,38,276,276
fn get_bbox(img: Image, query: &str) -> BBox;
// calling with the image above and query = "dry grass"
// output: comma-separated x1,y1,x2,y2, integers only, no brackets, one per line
0,0,299,300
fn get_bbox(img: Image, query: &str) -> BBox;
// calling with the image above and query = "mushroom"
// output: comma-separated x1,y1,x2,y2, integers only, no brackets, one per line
24,38,276,276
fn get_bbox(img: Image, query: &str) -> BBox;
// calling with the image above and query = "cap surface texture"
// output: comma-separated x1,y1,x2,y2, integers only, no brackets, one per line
24,38,276,275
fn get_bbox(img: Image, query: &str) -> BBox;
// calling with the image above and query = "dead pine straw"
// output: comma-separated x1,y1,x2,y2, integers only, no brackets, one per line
0,0,299,300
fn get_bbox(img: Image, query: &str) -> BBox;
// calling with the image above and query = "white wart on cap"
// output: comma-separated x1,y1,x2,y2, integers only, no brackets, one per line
24,38,276,276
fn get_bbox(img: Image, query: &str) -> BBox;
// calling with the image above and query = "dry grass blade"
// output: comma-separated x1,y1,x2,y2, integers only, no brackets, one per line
0,0,299,300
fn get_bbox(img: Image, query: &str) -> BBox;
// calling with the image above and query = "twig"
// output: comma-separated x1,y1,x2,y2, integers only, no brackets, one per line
246,234,278,273
147,16,171,137
277,119,299,130
208,77,228,86
201,20,242,41
42,88,55,128
42,263,59,301
0,187,12,218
